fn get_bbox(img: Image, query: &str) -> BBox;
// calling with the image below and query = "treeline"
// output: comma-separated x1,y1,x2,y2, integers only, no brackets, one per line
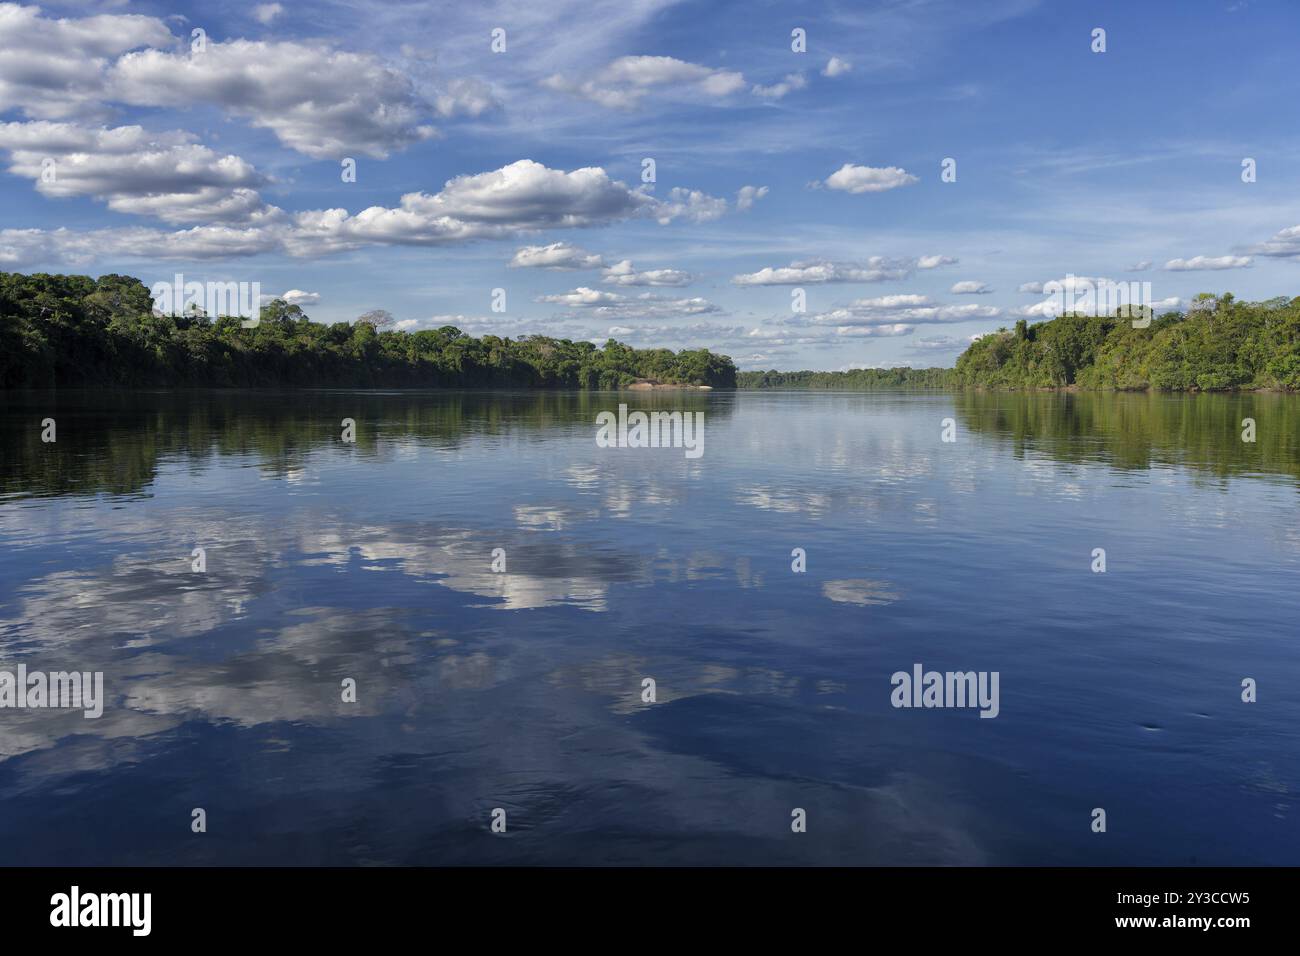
740,295,1300,392
0,272,737,389
953,295,1300,391
737,367,953,389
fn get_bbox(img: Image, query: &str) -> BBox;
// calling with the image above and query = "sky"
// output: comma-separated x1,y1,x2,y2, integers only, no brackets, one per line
2,0,1300,370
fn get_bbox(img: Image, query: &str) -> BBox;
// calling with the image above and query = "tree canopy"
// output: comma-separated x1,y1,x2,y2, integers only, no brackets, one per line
739,295,1300,392
0,272,736,390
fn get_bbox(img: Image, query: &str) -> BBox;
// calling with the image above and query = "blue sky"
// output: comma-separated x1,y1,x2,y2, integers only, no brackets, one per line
3,0,1300,369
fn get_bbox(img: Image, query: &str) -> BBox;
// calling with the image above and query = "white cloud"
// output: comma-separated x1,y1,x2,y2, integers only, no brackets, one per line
752,73,807,99
601,259,693,287
950,280,992,294
735,185,769,211
0,224,283,265
284,160,671,253
835,324,914,337
0,121,275,225
509,242,604,270
809,300,1001,326
852,294,934,308
537,287,623,307
1252,224,1300,261
0,3,174,120
108,39,437,159
1013,300,1059,318
1126,260,1152,271
823,163,918,194
652,187,728,224
537,287,718,318
543,56,745,109
252,3,284,25
2,159,736,263
1163,255,1252,271
1022,275,1110,295
431,77,500,119
1012,275,1171,318
732,257,947,286
278,289,319,305
917,255,957,269
822,57,852,78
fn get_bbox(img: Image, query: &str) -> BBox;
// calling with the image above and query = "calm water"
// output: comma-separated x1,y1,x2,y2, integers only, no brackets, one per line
0,389,1297,866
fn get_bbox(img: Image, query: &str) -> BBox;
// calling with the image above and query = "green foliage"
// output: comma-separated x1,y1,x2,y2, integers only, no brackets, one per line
737,367,954,389
0,272,737,390
952,296,1300,392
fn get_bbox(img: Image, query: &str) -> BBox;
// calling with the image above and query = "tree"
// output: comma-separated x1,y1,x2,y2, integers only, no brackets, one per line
355,309,396,329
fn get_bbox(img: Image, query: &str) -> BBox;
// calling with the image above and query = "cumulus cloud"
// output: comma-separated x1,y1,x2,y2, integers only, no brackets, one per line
0,7,463,161
1251,224,1300,261
0,121,276,225
601,259,693,287
0,224,284,265
509,242,604,270
276,161,733,254
806,298,1002,327
1020,275,1109,295
752,73,807,99
917,255,957,269
735,185,769,211
537,287,718,318
3,159,739,264
651,187,728,224
0,2,174,120
276,159,662,256
731,256,951,286
543,56,745,109
1012,275,1175,318
835,324,915,338
950,281,992,294
277,289,319,305
1163,254,1252,271
108,39,437,159
846,294,933,308
0,6,507,159
537,287,623,307
823,163,918,194
822,57,852,78
431,77,500,119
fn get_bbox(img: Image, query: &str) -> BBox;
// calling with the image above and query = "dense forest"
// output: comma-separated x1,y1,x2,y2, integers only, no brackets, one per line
742,295,1300,392
5,273,1299,393
0,272,737,389
737,367,952,389
953,294,1300,390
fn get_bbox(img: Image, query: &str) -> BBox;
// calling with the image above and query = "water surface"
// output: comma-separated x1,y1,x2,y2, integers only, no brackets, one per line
0,389,1296,865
